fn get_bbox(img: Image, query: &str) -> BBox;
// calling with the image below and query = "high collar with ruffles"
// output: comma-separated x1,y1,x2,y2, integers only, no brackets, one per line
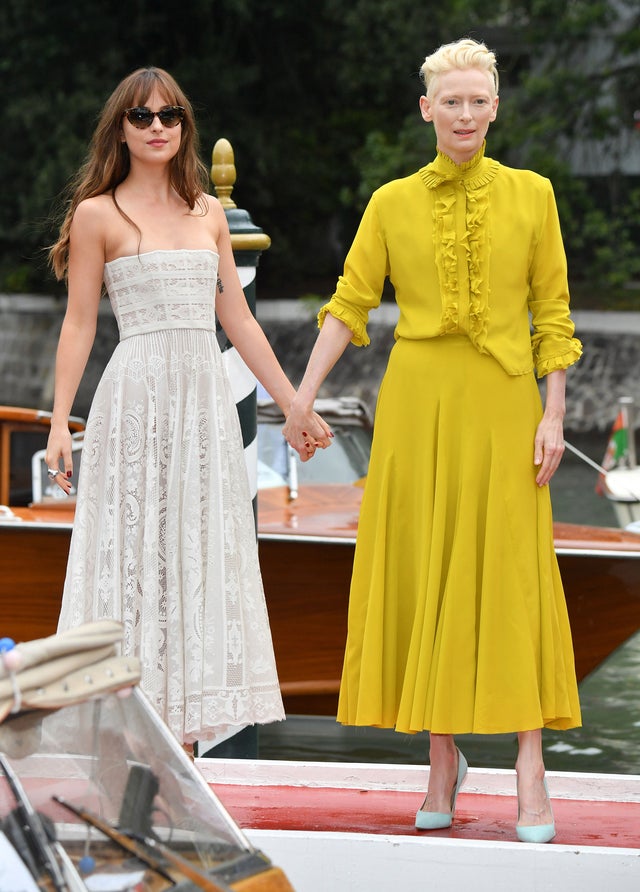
418,143,500,353
418,142,500,190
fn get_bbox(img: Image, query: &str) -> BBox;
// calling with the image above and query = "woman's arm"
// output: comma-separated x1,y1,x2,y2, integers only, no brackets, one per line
281,313,354,456
528,182,582,377
211,199,332,459
281,192,386,453
533,369,566,487
45,201,105,491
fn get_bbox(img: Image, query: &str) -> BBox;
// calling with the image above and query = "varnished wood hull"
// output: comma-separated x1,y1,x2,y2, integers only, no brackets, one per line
3,502,640,715
1,521,71,641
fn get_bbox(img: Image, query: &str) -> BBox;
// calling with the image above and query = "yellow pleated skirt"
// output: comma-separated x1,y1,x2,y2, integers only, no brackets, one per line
337,335,581,735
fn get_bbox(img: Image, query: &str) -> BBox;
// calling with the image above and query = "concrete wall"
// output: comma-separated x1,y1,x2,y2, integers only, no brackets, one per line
1,295,639,433
0,294,119,418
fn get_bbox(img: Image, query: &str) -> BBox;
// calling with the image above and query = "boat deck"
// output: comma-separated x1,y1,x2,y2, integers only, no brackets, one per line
199,760,640,892
211,781,640,848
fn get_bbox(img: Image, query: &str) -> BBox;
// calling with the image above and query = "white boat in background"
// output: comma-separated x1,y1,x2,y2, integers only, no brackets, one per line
603,465,640,527
591,396,640,528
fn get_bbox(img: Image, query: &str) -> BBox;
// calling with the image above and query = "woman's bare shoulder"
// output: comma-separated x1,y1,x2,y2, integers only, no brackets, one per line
197,192,228,238
199,191,224,215
72,193,117,227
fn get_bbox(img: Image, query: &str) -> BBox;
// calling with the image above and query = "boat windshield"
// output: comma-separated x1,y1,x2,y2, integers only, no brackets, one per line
0,689,277,890
258,422,371,487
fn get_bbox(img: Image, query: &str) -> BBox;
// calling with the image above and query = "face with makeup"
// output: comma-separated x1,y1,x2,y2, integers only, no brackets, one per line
419,67,499,164
120,86,184,166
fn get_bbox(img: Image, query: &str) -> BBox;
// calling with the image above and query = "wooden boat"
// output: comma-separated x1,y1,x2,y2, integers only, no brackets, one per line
2,406,640,716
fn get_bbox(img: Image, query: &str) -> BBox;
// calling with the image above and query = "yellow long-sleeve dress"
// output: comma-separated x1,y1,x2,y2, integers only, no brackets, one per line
324,145,583,735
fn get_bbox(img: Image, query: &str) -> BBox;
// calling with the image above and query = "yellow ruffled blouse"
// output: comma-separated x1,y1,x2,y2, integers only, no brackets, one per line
319,144,582,377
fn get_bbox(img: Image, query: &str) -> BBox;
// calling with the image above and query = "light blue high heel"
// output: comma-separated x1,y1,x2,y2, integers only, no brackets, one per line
516,778,556,844
415,747,468,830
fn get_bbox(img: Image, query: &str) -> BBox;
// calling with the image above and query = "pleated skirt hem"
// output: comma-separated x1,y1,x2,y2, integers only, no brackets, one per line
337,336,581,735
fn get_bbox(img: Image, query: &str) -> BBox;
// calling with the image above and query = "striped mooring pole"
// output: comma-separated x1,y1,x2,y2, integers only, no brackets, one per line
200,139,271,759
211,137,270,518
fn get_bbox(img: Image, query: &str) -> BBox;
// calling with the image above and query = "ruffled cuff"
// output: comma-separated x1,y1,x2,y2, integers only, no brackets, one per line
318,300,370,347
534,337,583,377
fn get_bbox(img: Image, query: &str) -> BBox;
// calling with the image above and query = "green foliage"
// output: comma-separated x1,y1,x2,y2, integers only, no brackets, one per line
0,0,638,304
489,1,640,296
578,189,640,290
339,118,436,211
563,182,640,292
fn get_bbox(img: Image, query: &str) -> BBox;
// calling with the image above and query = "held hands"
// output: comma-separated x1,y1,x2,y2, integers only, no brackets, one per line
533,410,564,487
44,424,75,495
283,402,334,463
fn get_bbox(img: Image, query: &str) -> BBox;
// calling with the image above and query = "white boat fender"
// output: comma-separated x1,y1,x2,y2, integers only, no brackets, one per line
0,505,22,522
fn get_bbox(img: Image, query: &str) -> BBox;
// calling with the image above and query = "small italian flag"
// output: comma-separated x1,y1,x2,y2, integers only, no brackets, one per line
595,410,629,495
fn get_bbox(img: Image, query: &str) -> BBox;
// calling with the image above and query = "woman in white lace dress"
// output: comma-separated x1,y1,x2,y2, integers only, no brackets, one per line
45,67,331,746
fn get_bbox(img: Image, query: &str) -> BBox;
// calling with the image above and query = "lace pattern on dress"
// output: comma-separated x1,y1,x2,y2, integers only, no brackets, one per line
59,250,284,743
104,250,219,338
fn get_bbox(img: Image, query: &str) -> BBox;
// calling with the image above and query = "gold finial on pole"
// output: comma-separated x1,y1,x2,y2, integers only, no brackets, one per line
211,138,237,209
210,137,271,253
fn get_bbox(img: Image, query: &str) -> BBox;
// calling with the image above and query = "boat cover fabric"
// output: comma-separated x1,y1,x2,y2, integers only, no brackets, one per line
330,146,582,735
57,250,284,744
0,620,139,723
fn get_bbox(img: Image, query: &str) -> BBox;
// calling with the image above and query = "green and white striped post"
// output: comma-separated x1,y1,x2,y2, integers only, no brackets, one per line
199,139,271,759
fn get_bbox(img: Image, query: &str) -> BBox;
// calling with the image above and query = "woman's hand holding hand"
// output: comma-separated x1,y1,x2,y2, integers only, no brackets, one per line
533,410,565,487
44,424,75,494
279,314,350,461
283,402,333,463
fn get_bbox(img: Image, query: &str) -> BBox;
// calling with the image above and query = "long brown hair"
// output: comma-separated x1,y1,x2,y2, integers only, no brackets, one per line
49,67,210,280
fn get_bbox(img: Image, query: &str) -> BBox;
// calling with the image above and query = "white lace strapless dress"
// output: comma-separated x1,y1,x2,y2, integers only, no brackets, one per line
58,249,284,743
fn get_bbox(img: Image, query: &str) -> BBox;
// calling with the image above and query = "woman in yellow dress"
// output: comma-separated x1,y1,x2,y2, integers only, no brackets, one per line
283,38,582,843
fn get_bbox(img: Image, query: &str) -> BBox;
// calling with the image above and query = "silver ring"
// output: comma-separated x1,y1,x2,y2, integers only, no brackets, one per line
47,468,60,479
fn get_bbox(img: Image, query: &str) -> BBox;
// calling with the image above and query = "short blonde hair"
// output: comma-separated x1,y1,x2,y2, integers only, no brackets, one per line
420,38,499,99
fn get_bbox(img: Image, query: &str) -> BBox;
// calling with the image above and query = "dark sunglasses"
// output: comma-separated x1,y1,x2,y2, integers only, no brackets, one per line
123,105,185,129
